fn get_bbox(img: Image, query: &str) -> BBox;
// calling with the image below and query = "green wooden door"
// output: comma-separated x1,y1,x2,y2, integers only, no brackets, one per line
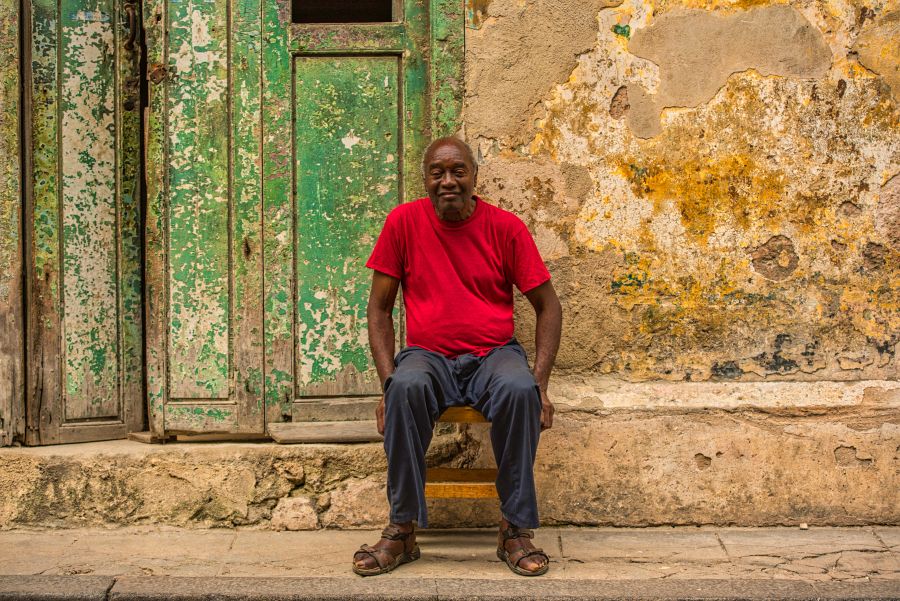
262,1,464,425
145,0,463,435
24,0,143,444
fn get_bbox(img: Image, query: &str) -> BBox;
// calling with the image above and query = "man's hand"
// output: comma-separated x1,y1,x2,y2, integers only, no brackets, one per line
368,270,399,438
540,388,554,430
524,281,562,431
376,396,386,435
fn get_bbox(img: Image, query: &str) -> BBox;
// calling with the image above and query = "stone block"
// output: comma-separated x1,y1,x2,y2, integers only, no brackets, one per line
271,496,318,531
320,476,389,529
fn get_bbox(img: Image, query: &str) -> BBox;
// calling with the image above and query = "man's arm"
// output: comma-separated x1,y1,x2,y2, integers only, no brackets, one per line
524,280,562,430
367,270,401,434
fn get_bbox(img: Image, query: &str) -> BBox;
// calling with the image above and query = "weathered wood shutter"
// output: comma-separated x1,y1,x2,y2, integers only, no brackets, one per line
24,0,143,444
144,0,265,434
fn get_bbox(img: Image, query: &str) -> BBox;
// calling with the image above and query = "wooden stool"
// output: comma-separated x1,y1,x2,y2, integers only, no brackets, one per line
424,407,498,499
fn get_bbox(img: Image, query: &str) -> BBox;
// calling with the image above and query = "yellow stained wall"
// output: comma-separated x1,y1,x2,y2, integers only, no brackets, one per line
465,0,899,383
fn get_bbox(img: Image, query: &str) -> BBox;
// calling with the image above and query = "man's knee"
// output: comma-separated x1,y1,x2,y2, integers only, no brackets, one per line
385,369,433,410
491,371,540,404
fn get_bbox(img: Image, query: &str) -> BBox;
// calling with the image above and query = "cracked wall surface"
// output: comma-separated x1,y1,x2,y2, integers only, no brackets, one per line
466,0,899,384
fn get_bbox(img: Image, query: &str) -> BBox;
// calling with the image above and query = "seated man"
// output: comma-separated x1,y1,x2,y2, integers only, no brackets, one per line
353,137,562,577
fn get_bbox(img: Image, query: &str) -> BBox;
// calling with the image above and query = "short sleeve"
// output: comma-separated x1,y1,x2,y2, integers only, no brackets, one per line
508,227,551,293
365,209,404,279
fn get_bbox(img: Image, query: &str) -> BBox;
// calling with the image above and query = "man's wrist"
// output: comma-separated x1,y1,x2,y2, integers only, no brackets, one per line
531,370,550,392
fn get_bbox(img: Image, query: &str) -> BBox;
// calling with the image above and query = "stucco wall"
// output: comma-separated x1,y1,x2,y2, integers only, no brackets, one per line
464,0,898,384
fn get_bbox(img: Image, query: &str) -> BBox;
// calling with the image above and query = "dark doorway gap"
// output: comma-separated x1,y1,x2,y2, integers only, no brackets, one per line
292,0,393,23
17,0,28,445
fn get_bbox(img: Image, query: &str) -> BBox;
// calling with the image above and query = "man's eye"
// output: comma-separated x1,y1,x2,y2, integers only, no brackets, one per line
454,170,466,177
430,171,442,177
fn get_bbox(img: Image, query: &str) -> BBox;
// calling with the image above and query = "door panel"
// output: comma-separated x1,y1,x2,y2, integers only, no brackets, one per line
295,56,400,396
260,0,464,425
285,5,428,403
165,0,229,400
26,0,143,443
60,1,119,418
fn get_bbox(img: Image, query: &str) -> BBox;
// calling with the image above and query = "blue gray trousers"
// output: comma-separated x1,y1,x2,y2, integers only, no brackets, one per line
383,338,542,529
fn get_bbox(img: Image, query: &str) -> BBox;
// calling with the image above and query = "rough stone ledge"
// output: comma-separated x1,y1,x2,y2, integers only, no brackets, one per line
1,575,898,601
551,379,899,411
0,380,896,530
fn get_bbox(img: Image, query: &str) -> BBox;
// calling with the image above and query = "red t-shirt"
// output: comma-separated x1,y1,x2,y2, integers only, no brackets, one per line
366,196,551,357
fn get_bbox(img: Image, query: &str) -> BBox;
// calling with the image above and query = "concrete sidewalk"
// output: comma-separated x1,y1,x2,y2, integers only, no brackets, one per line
1,526,898,599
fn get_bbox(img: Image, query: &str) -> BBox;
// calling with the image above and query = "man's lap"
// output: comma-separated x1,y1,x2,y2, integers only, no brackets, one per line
386,339,538,413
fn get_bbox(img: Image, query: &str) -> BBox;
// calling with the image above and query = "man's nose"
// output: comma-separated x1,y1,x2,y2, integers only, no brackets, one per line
439,171,456,188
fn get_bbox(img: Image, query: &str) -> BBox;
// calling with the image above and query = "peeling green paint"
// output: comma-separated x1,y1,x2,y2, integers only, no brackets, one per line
144,0,167,436
149,0,464,431
232,0,265,420
294,56,400,394
146,0,265,433
431,0,465,137
166,0,230,398
261,0,294,420
60,0,119,416
612,23,631,38
25,0,142,444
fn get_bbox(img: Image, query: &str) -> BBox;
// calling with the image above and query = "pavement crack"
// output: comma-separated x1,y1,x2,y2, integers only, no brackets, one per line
871,528,891,551
830,550,843,575
715,532,732,561
104,577,116,601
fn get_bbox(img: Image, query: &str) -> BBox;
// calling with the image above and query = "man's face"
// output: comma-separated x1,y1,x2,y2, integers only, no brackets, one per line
423,142,477,221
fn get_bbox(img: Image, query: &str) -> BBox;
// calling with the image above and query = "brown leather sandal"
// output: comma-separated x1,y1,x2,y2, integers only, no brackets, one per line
496,526,550,576
352,524,421,576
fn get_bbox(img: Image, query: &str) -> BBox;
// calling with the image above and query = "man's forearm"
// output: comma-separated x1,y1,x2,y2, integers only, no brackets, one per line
367,309,396,388
531,304,562,390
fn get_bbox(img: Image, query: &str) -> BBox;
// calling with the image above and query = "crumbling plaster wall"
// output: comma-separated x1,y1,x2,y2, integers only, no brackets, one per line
465,0,899,384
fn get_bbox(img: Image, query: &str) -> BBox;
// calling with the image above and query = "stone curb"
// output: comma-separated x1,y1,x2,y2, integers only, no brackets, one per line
0,575,114,600
1,576,898,601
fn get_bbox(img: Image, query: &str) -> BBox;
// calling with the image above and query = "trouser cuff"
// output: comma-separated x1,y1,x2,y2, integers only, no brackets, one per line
501,511,540,530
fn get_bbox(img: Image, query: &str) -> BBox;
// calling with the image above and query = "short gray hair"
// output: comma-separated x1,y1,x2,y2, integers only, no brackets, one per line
421,137,477,177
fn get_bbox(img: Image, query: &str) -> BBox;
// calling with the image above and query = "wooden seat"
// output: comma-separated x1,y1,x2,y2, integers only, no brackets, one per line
424,406,498,499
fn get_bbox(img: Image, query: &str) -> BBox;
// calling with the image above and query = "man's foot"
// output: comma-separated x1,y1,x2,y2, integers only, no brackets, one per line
352,522,420,576
496,518,550,576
